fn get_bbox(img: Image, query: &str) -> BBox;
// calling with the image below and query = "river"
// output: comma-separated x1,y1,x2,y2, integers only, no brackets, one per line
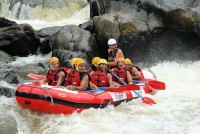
0,1,200,134
1,58,200,134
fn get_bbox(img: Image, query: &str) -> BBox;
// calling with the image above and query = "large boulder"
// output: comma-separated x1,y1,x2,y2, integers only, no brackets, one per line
92,1,164,58
0,23,40,56
0,18,17,28
0,50,15,64
2,71,19,84
36,26,63,54
52,25,99,66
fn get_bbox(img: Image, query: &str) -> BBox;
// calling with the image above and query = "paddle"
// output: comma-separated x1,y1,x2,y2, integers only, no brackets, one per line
86,84,140,93
27,73,45,80
104,84,140,92
133,80,166,90
111,72,156,105
27,73,140,93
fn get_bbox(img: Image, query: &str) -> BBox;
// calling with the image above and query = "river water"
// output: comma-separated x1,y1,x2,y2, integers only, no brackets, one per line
1,59,200,134
1,1,200,134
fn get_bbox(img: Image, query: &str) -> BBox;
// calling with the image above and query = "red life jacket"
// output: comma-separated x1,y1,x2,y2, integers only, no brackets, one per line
46,67,68,86
91,71,109,87
132,66,145,80
87,65,98,74
65,69,87,86
112,68,127,84
126,66,145,80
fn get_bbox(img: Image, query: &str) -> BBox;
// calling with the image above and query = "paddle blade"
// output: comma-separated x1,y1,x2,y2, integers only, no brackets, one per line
104,87,127,92
119,84,140,90
27,73,45,80
142,97,157,105
148,80,166,90
104,84,140,92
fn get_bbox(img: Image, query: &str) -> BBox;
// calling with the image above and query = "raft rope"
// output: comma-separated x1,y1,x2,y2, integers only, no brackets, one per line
148,68,157,80
41,87,54,106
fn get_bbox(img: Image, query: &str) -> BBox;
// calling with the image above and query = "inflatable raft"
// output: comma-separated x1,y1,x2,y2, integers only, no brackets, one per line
15,82,142,114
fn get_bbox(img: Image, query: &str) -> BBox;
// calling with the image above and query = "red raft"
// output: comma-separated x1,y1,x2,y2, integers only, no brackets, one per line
15,82,142,114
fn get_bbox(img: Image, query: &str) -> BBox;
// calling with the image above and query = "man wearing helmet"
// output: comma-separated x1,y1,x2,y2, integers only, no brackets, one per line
107,38,124,68
87,57,100,75
39,57,67,86
90,59,114,87
124,58,143,80
111,58,133,85
65,58,89,91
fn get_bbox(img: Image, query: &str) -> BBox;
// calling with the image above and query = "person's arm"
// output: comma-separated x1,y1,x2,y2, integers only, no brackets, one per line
131,67,142,80
55,71,66,86
66,75,89,91
108,49,124,67
39,76,47,84
89,71,94,76
107,73,114,87
89,82,99,90
126,71,133,84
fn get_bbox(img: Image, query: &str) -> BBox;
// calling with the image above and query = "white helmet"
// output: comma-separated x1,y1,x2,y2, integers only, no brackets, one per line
108,38,117,45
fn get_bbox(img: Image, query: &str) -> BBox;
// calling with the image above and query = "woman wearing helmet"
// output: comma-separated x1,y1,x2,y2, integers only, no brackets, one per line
39,57,67,86
111,58,133,85
90,59,114,87
107,38,124,68
124,58,143,80
65,58,89,91
87,57,100,75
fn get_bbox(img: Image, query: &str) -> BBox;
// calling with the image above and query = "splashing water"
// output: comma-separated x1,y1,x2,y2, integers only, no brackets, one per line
1,61,200,134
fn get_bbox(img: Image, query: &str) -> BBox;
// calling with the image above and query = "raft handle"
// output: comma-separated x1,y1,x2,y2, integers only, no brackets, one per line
24,100,31,104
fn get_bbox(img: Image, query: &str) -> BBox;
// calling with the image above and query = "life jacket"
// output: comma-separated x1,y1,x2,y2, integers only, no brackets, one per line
65,69,87,86
126,66,145,80
46,67,68,86
133,66,145,80
108,48,118,62
91,70,109,87
112,68,127,85
87,65,97,74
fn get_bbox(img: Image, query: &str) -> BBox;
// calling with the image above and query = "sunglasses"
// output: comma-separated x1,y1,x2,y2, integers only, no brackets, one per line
108,44,116,46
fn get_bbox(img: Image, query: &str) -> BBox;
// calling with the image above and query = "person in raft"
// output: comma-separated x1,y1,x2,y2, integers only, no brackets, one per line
111,58,133,86
39,57,67,86
90,59,114,87
87,57,100,75
107,38,124,68
65,58,89,91
124,58,143,80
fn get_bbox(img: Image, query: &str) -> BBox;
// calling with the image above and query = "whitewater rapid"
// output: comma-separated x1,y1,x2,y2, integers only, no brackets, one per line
1,0,200,133
1,58,200,134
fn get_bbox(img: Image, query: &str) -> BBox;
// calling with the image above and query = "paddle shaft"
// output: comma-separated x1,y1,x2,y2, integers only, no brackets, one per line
111,72,143,98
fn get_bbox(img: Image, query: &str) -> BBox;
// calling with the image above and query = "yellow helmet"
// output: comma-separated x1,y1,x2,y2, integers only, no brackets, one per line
50,57,59,64
117,58,125,63
75,58,85,67
92,57,100,65
124,58,132,65
98,59,108,65
71,58,79,66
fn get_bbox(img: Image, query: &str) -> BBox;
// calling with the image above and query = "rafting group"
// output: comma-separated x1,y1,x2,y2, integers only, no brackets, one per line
15,39,166,114
37,38,152,93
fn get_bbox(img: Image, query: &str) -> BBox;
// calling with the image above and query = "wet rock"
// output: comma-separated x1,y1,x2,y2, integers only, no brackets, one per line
0,18,17,28
52,25,99,65
0,50,15,64
36,26,63,54
89,0,110,17
0,86,15,98
11,64,47,82
0,23,40,56
2,71,19,85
